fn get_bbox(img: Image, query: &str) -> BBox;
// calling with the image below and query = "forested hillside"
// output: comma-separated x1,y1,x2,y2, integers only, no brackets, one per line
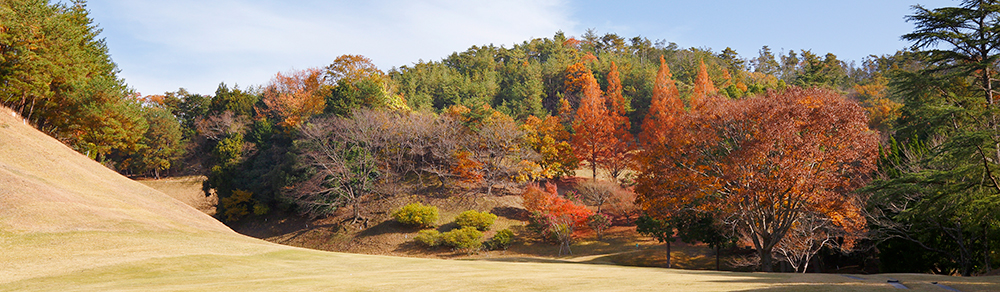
3,0,998,276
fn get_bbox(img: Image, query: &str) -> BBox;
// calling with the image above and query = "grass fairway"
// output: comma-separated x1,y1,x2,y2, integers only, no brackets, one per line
2,106,999,291
7,230,1000,292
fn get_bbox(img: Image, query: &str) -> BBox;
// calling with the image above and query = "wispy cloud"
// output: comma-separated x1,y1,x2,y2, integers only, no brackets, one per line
90,0,575,95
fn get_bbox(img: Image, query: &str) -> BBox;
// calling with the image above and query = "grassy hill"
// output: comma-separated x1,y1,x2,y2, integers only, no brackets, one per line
1,106,999,291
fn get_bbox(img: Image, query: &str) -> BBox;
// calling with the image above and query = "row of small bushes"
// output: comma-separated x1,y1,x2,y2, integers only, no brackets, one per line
394,203,508,251
393,203,497,230
415,228,513,250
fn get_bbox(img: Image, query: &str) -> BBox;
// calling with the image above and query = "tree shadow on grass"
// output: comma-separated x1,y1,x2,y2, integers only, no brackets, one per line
475,257,576,264
358,219,409,237
491,206,529,221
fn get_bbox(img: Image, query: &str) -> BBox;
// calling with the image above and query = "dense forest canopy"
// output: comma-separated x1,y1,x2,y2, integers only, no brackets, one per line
4,0,1000,275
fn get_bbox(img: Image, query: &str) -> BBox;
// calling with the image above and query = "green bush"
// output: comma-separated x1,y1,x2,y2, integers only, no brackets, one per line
454,210,497,231
487,229,514,250
393,203,439,227
440,227,483,250
415,229,440,247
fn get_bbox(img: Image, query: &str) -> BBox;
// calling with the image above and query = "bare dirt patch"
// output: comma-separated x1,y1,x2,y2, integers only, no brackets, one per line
137,175,216,216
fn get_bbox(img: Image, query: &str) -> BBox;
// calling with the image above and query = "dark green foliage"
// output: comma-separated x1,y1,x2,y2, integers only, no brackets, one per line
635,215,673,243
393,203,439,228
160,88,211,139
0,0,145,170
587,213,611,240
440,226,483,250
495,58,546,120
454,210,497,231
210,83,259,116
877,236,958,274
670,210,734,270
636,214,677,268
325,78,384,117
391,46,500,112
793,51,848,89
201,82,306,221
121,106,184,178
487,229,515,251
1,0,136,149
670,210,733,249
526,211,556,242
865,0,1000,276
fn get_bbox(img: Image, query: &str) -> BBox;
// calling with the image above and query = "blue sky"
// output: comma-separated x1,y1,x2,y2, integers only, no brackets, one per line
86,0,956,96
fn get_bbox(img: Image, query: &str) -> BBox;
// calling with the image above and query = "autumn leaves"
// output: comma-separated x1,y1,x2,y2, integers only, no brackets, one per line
637,88,877,271
561,54,879,272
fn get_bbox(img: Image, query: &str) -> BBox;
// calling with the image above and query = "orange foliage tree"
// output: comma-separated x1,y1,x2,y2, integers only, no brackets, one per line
570,66,612,180
690,59,717,109
260,68,328,128
325,54,385,84
602,62,635,183
563,61,594,108
636,87,877,272
852,78,901,136
639,55,683,147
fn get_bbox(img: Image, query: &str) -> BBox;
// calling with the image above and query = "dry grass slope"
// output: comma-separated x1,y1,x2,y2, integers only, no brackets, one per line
1,106,998,291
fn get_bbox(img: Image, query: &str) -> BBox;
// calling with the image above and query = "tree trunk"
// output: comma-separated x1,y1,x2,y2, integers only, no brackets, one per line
760,247,773,272
666,241,672,268
986,225,992,273
716,245,721,271
352,201,361,224
592,161,597,181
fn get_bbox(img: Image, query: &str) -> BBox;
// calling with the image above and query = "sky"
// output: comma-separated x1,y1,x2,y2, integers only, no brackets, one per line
86,0,958,96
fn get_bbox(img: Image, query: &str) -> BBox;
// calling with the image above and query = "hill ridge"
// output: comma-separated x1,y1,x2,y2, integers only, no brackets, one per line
0,106,230,234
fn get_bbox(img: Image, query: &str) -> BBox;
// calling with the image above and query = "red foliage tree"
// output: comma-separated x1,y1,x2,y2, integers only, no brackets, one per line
636,87,877,272
522,183,594,255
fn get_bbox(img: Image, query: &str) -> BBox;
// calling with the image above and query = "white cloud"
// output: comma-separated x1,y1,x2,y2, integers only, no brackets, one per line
90,0,575,95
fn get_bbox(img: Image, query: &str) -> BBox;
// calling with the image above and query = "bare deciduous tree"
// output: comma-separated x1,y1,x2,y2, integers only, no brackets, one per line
292,115,380,223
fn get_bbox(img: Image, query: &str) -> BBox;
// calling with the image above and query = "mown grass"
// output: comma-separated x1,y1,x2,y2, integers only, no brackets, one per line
3,106,1000,291
8,229,999,292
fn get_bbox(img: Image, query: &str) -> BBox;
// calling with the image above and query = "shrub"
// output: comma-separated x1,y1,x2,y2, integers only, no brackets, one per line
415,229,441,247
487,229,515,250
588,213,611,240
393,202,439,227
440,227,483,250
220,189,254,222
454,210,497,231
522,184,592,226
526,211,557,243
